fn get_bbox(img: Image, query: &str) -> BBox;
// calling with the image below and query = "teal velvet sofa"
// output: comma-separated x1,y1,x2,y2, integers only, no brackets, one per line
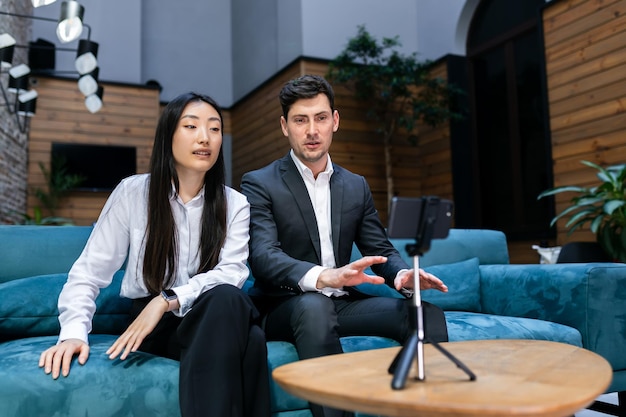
1,225,624,417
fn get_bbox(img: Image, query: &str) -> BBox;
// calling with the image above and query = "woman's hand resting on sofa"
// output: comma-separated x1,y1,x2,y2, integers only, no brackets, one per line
105,295,171,361
39,338,90,379
39,295,171,378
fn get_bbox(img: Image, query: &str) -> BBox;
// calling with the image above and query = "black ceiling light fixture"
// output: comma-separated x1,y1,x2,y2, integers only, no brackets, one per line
56,1,85,43
0,63,37,134
0,2,104,132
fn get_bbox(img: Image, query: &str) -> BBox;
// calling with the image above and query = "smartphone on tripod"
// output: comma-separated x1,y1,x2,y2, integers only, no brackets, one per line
385,196,475,389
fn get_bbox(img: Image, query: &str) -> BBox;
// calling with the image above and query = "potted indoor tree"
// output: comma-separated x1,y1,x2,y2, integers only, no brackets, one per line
538,160,626,262
327,25,463,208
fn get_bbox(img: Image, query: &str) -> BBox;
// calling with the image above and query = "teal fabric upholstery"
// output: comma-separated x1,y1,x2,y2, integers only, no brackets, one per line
0,225,92,284
356,257,482,313
479,262,626,392
444,311,582,345
0,272,131,341
421,257,481,312
393,228,510,267
1,225,624,417
0,335,180,417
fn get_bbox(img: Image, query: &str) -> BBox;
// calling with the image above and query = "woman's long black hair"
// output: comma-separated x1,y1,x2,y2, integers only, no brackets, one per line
142,92,227,295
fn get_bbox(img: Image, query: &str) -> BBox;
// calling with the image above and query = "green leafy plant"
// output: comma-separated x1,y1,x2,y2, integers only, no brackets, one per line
538,160,626,262
12,156,85,226
327,25,464,206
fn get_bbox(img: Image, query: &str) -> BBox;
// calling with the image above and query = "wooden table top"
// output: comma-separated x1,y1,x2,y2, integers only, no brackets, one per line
272,339,612,417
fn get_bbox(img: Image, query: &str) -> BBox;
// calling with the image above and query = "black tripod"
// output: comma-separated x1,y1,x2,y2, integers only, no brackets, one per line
387,201,476,390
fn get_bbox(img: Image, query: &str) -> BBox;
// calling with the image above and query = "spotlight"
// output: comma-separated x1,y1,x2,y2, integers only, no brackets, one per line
8,64,31,94
78,67,99,96
32,0,57,7
0,34,16,69
85,85,103,113
75,39,98,74
57,1,85,43
17,90,38,117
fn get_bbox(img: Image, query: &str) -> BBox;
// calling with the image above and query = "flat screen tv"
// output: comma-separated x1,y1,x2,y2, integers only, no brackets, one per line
51,142,137,192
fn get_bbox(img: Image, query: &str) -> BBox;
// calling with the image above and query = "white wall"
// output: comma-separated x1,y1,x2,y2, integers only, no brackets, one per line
141,0,232,104
32,0,143,84
30,0,471,107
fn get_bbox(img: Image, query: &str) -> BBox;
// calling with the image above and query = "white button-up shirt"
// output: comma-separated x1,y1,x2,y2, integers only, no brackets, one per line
58,174,250,344
290,151,348,297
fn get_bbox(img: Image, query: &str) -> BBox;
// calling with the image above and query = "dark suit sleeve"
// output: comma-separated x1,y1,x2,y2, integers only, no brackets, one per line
241,170,316,295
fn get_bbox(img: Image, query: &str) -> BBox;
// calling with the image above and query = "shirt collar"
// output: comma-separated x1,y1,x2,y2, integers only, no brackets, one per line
169,181,205,206
290,149,334,181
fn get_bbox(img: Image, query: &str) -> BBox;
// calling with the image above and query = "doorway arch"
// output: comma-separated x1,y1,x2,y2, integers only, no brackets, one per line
455,0,554,241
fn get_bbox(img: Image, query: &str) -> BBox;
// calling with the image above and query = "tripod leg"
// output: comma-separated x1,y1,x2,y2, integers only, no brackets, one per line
390,332,418,390
430,340,477,381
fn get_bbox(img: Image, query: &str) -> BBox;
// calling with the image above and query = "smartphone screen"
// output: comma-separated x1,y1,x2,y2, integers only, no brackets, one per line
387,196,453,240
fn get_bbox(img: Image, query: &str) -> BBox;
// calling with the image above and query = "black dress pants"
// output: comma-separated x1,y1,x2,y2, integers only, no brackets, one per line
131,284,271,417
263,292,448,417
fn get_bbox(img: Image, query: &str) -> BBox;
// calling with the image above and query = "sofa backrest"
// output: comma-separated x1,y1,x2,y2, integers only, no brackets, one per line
414,228,509,267
0,225,94,284
351,228,510,268
1,225,510,285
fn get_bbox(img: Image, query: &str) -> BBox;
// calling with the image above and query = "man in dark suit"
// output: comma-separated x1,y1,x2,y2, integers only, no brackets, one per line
241,74,448,417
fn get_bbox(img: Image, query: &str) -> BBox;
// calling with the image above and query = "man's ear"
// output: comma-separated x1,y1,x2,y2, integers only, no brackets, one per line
332,110,340,133
280,116,289,137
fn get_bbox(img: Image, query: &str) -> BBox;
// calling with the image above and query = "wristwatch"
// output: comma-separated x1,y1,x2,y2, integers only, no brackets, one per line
160,289,178,312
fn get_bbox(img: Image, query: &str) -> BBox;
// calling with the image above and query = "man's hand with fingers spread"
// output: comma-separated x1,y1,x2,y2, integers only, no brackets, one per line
394,269,448,292
317,256,388,289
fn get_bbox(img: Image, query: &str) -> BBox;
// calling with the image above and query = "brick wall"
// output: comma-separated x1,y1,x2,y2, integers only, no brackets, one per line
0,1,32,224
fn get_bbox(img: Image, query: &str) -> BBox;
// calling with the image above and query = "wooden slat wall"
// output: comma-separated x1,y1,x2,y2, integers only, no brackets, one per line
416,62,454,202
27,76,160,225
542,0,626,244
231,59,451,225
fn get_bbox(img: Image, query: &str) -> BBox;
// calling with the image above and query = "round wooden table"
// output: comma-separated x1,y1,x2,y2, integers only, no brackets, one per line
272,339,612,417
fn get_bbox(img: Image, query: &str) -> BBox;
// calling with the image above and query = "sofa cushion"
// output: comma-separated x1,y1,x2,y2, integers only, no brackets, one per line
0,334,181,417
353,258,481,315
444,311,583,346
0,225,94,284
0,271,131,340
421,257,481,312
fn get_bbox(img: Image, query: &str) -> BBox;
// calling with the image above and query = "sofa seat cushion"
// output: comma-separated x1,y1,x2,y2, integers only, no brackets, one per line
0,334,181,417
444,311,583,346
0,272,131,340
0,333,398,417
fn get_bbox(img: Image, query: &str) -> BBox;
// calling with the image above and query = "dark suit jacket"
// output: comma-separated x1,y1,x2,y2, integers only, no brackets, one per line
241,153,409,297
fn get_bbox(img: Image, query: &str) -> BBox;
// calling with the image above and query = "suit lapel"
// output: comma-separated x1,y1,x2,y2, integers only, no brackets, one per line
280,156,322,261
330,167,343,264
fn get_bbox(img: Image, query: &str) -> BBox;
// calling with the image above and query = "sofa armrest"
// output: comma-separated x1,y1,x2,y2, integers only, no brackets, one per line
479,262,626,371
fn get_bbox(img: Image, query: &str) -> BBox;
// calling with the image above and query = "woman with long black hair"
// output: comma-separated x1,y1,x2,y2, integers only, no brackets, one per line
39,92,270,417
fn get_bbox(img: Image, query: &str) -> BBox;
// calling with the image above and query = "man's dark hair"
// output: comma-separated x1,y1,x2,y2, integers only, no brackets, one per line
279,74,335,119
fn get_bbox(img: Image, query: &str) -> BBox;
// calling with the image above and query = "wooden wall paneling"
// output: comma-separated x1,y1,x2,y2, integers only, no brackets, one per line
231,58,454,226
230,63,303,187
542,0,626,247
27,76,160,226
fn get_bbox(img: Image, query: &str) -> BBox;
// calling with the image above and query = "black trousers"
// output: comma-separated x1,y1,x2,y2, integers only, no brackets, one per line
131,284,271,417
263,292,448,417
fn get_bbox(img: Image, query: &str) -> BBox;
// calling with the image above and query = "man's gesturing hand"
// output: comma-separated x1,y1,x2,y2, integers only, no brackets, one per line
316,256,387,289
394,269,448,292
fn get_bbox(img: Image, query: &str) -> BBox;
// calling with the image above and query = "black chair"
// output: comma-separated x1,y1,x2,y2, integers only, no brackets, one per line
556,241,612,263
